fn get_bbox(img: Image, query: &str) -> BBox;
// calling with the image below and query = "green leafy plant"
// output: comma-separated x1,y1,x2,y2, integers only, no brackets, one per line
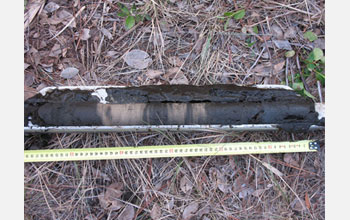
117,3,151,30
221,9,246,30
304,47,325,85
290,47,325,101
303,30,318,42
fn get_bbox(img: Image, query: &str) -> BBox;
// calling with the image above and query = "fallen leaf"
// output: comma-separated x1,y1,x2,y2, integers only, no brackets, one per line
273,40,292,50
284,26,297,39
60,67,79,79
24,0,46,29
311,38,325,50
304,30,317,42
150,203,161,220
180,175,193,194
238,187,254,199
233,175,247,193
98,182,124,211
57,9,76,28
49,43,62,57
24,63,31,70
209,168,229,193
33,32,40,38
251,63,272,76
24,72,35,87
118,205,135,220
24,85,37,100
80,28,91,41
262,162,284,177
166,67,180,76
305,192,311,210
182,202,199,220
273,60,285,74
197,206,210,218
40,63,53,73
285,50,295,58
168,56,184,67
101,28,113,40
84,214,97,220
146,69,163,79
36,83,48,92
91,167,111,181
283,153,299,167
291,198,306,212
271,24,284,40
44,2,60,13
124,49,152,69
106,51,118,58
252,189,265,197
170,72,189,85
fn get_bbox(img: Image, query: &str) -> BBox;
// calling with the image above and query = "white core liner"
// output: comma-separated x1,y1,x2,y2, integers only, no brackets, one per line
24,124,324,133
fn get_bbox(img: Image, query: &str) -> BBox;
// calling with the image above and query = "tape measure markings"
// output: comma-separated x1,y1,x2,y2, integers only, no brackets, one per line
24,140,319,163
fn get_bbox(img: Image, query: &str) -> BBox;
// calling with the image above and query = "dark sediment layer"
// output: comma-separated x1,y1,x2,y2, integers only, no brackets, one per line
24,85,323,132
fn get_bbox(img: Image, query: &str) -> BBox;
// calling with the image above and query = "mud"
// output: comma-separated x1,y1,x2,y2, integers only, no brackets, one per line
25,85,323,132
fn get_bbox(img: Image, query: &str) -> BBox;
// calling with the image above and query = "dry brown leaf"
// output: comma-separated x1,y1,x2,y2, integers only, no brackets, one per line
239,187,254,199
170,72,189,85
24,85,37,101
24,72,35,87
150,203,161,220
84,214,97,220
168,56,184,67
101,28,113,40
271,24,284,40
24,0,46,29
24,63,31,70
124,49,152,69
57,10,76,28
91,167,111,181
118,205,135,220
284,26,297,39
283,153,299,167
44,2,60,13
146,69,163,79
182,202,199,220
105,182,124,200
49,43,62,57
273,60,285,74
252,189,265,197
106,51,118,58
80,28,91,41
291,198,306,212
61,67,79,79
36,83,48,92
98,182,124,211
180,175,193,194
209,168,229,193
305,192,311,210
197,206,210,218
251,63,272,76
273,40,292,50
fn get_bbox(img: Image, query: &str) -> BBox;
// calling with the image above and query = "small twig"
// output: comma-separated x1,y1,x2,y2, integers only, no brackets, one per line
259,24,271,59
285,57,289,86
317,80,323,103
49,6,86,41
296,54,310,92
111,22,144,47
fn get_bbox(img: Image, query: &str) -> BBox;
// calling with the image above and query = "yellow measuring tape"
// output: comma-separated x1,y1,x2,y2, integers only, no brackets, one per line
24,140,319,163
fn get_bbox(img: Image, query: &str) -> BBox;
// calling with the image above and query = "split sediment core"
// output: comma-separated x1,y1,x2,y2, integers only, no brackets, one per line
24,84,323,132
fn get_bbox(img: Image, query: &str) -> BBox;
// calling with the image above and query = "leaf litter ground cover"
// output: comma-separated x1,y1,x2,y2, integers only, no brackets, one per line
24,0,325,219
